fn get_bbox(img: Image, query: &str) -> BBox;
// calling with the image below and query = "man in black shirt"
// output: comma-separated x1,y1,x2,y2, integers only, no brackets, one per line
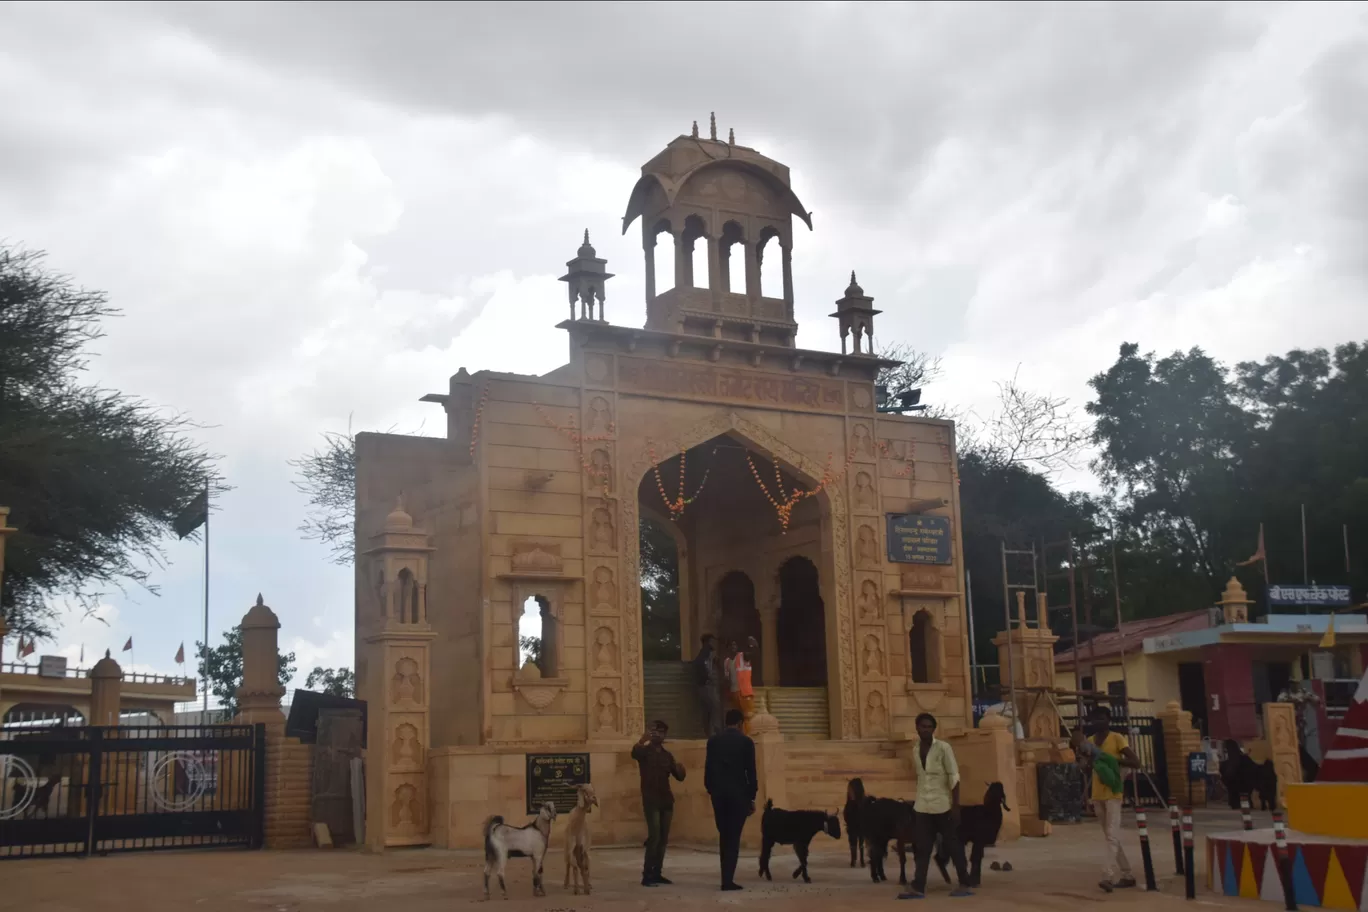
705,708,757,891
631,720,686,887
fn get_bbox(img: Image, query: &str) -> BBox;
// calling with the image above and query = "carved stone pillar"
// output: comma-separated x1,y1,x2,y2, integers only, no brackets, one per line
990,593,1060,739
1265,702,1304,809
744,241,761,300
707,235,723,310
781,245,794,318
237,595,286,724
362,498,437,850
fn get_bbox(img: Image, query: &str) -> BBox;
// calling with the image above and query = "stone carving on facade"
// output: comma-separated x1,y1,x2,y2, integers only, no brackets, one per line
852,424,873,459
593,626,619,672
510,541,563,575
1266,702,1303,809
864,690,889,736
585,355,610,384
392,657,422,706
591,566,618,615
857,578,882,622
589,448,613,492
621,409,858,739
390,782,422,830
862,634,885,678
594,687,620,734
590,503,616,554
587,397,613,433
855,524,879,568
854,471,876,510
391,722,422,767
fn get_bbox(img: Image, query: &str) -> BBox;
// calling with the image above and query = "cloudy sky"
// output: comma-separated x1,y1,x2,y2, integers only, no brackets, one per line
3,1,1367,700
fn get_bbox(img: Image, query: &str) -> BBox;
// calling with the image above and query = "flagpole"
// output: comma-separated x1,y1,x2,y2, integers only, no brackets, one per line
1302,504,1309,585
1346,524,1352,576
203,479,210,720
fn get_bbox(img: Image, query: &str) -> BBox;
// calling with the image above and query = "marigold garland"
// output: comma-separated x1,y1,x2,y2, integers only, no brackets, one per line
744,445,857,533
646,444,716,520
874,438,916,478
532,402,617,499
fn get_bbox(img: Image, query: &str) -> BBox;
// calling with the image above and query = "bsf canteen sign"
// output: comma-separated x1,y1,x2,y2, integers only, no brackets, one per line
1268,583,1351,607
886,514,953,565
1188,752,1207,779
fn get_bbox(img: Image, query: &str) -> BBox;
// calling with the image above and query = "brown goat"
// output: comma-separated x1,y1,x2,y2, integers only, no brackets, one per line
564,784,598,895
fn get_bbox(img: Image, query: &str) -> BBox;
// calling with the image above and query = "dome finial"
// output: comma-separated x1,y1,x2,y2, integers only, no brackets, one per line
255,593,264,607
728,127,735,145
583,228,590,246
691,119,699,138
709,112,717,141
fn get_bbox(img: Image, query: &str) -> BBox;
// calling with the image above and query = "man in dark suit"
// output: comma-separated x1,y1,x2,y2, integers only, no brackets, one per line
705,708,757,891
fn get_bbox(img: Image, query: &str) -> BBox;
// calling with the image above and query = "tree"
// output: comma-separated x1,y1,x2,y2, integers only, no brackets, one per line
304,665,355,697
197,627,297,718
639,518,681,661
0,245,226,639
289,424,356,566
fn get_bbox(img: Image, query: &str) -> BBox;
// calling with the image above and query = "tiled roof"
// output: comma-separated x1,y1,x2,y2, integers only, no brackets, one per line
1054,610,1211,667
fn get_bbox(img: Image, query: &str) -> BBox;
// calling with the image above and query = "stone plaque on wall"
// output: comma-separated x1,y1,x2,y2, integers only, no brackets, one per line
526,753,590,815
885,514,953,565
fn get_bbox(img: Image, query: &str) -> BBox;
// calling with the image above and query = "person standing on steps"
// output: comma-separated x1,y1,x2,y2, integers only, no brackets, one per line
631,720,686,887
731,637,757,731
693,633,722,736
899,712,972,900
1088,705,1141,893
706,708,757,891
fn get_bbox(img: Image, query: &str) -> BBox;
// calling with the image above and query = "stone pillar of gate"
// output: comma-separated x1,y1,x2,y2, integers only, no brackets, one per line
991,592,1061,739
89,650,123,725
1158,701,1206,806
233,594,313,848
0,507,15,710
361,498,437,850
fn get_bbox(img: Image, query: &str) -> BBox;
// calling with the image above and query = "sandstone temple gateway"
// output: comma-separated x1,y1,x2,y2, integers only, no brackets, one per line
354,122,1022,850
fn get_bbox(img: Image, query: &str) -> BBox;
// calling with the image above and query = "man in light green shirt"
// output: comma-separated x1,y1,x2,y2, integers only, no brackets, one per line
900,713,971,898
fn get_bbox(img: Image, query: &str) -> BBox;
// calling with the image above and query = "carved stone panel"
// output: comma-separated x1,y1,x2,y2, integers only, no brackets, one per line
852,469,878,512
390,655,424,707
390,715,425,771
861,632,887,679
855,523,880,569
1266,702,1303,808
862,686,890,738
590,565,619,616
388,775,426,836
851,423,873,460
591,621,621,674
593,686,621,736
855,575,883,623
589,500,617,555
510,541,564,575
586,395,614,433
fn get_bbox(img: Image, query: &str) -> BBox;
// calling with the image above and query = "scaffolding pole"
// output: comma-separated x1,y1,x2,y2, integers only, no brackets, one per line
1000,541,1040,740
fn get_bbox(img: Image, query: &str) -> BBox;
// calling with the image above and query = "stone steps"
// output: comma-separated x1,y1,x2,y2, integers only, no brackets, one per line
642,661,705,740
762,686,830,739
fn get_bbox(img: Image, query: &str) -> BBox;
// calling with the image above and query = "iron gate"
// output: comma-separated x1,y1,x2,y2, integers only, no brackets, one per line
0,722,265,859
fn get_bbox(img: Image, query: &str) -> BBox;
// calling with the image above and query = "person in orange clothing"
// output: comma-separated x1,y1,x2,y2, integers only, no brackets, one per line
731,637,757,730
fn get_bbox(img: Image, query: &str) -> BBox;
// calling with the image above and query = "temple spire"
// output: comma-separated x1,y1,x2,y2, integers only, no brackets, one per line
709,112,717,141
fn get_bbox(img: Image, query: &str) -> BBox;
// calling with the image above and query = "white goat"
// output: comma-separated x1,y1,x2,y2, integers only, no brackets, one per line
482,802,557,899
564,784,599,895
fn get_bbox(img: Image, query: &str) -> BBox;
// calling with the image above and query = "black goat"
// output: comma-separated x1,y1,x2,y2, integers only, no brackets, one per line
861,796,948,886
1221,740,1277,810
758,799,841,883
932,782,1009,888
843,778,866,868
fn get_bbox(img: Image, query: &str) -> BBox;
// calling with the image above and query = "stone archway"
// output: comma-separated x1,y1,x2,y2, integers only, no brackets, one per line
621,410,857,739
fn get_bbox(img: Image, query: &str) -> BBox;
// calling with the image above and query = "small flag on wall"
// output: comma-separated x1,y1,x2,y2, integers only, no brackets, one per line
1237,524,1267,566
1321,614,1337,649
174,643,185,664
122,637,133,652
19,638,34,658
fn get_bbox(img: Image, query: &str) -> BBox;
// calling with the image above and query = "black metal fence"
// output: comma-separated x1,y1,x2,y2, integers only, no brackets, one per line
1060,712,1170,808
0,720,265,859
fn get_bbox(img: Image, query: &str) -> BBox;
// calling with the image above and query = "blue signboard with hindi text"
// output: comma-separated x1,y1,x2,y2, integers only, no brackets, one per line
1267,583,1352,608
886,514,953,565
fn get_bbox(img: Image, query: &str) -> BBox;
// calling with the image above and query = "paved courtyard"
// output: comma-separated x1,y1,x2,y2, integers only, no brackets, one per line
4,810,1262,912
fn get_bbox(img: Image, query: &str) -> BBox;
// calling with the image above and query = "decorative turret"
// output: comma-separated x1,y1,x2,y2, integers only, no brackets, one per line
559,230,613,322
1216,576,1252,624
830,272,881,356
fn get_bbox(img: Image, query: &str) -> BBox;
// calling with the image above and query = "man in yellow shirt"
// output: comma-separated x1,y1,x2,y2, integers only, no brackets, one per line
899,712,971,898
1087,705,1141,893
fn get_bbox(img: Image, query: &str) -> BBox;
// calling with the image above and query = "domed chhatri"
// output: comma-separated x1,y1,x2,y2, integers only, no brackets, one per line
384,495,415,532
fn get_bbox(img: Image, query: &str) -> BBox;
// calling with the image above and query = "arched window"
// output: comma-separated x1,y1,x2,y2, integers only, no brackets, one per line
397,569,418,624
652,222,675,294
909,610,942,684
758,228,782,298
519,595,558,677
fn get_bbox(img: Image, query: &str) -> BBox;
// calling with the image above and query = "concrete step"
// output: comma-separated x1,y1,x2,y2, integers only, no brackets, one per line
763,687,830,739
642,661,705,740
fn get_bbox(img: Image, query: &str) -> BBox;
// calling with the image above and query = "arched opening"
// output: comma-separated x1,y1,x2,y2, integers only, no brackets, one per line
651,220,675,295
720,221,746,295
777,556,827,686
758,228,783,299
683,214,709,290
640,516,681,661
716,571,763,686
909,610,942,684
2,703,85,730
519,595,558,678
397,568,418,624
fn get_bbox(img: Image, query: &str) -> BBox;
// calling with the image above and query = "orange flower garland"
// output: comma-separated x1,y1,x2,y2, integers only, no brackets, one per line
469,383,491,458
744,445,858,533
874,438,916,478
532,403,617,499
646,444,716,520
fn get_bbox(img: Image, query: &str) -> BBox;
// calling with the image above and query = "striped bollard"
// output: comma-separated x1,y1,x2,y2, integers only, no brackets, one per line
1170,801,1185,876
1241,794,1253,831
1273,811,1297,911
1182,807,1196,900
1136,808,1158,891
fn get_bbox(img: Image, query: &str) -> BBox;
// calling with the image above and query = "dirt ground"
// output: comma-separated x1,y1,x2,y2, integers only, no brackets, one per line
2,809,1262,912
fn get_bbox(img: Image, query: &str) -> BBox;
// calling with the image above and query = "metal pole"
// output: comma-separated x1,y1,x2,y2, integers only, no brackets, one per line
203,480,211,719
1301,503,1309,586
1001,542,1019,740
1346,523,1352,576
966,568,979,700
1068,536,1080,690
1110,530,1132,719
